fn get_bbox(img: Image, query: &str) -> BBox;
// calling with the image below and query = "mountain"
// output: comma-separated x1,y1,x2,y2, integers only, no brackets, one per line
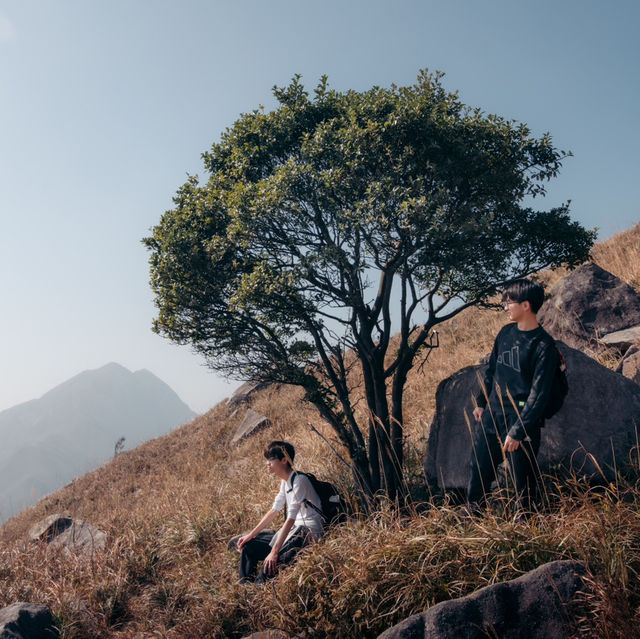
0,362,196,521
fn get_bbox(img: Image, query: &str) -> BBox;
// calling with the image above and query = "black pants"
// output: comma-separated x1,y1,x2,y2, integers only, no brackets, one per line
238,526,312,583
466,417,542,513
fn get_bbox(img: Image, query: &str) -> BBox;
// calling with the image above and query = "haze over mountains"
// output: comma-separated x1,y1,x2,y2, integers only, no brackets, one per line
0,363,196,522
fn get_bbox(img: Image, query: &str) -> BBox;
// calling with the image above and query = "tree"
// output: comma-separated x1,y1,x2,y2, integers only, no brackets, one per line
144,71,595,502
114,436,126,458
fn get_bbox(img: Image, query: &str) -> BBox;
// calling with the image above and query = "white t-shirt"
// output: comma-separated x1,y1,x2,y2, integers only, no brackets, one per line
272,471,324,541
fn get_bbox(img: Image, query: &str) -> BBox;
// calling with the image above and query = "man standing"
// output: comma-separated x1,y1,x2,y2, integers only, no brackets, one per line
467,279,559,516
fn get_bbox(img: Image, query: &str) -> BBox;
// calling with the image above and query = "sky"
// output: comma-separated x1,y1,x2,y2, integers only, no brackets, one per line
0,1,638,415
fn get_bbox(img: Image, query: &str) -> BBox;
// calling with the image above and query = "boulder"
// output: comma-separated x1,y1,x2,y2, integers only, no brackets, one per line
28,514,73,542
377,560,586,639
538,263,640,351
600,326,640,351
231,409,272,445
424,342,640,492
29,514,106,554
227,381,267,408
0,602,57,639
616,346,640,386
424,365,479,492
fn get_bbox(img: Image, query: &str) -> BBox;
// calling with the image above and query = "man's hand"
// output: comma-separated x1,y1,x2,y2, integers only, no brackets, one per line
236,534,252,550
503,435,521,453
473,406,484,422
263,549,279,575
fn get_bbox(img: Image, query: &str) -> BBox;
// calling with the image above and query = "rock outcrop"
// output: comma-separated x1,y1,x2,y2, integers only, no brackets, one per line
227,381,267,409
424,343,640,492
29,514,106,554
231,409,272,445
0,602,57,639
617,345,640,386
377,560,586,639
601,326,640,351
538,263,640,351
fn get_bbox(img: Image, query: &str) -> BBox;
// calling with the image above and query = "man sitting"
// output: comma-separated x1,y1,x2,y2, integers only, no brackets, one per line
237,440,323,583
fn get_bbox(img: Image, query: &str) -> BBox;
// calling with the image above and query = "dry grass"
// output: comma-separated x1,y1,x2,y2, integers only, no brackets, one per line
591,222,640,291
263,482,640,638
1,224,639,638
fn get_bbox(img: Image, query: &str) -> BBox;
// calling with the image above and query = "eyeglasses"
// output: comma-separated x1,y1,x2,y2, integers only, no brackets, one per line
503,300,520,308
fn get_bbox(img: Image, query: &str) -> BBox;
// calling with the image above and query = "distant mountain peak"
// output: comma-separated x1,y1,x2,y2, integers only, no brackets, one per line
99,362,131,373
0,363,196,522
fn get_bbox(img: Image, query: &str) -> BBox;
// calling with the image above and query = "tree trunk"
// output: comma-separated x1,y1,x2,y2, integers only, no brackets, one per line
370,356,401,500
391,362,411,474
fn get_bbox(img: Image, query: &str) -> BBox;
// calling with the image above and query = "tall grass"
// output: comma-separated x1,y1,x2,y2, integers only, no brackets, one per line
591,222,640,291
0,225,639,637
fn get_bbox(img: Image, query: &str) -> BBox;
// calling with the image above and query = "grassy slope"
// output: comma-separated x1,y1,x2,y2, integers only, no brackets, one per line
1,223,639,638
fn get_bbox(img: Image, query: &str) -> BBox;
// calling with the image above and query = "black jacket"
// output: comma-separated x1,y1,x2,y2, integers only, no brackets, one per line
475,323,558,440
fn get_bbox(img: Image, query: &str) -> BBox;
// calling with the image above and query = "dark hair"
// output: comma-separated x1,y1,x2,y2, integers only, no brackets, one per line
264,440,295,467
502,279,545,313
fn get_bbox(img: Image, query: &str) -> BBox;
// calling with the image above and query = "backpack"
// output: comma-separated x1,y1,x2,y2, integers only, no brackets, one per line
542,343,568,419
291,471,348,528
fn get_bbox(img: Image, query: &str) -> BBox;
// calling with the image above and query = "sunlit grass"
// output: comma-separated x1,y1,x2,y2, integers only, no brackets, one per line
0,226,639,637
591,222,640,292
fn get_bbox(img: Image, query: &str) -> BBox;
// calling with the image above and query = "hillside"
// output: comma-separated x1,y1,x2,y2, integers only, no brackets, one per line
0,223,639,638
0,363,196,522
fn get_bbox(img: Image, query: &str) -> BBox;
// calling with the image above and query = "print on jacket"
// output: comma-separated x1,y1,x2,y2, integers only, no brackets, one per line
497,345,521,372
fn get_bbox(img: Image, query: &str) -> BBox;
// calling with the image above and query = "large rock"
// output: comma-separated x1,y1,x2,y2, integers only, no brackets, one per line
227,381,267,408
0,602,57,639
231,409,272,445
617,346,640,386
377,560,586,639
538,263,640,351
424,342,640,492
29,514,106,554
28,514,73,542
601,326,640,351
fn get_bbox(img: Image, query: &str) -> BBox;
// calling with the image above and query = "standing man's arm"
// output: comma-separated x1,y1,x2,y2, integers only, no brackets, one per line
236,509,280,550
503,434,521,452
474,332,500,422
505,339,559,450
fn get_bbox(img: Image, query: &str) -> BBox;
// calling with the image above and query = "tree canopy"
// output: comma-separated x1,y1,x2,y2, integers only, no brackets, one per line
144,70,595,501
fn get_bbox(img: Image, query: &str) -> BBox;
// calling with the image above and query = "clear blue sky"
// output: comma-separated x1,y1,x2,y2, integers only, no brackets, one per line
1,1,638,414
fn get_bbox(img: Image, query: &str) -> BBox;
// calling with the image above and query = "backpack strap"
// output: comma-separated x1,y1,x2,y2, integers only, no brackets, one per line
288,471,326,522
282,470,297,521
535,330,566,373
303,498,324,519
525,328,557,381
286,470,298,493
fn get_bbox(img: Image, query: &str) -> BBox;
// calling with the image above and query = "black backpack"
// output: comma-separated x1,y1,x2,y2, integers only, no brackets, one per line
291,471,348,528
542,343,568,419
